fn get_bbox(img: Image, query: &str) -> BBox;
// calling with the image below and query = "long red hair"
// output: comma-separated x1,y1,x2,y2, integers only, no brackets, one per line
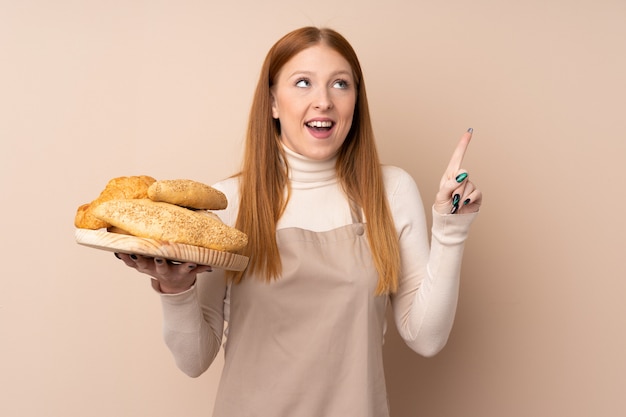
230,27,400,295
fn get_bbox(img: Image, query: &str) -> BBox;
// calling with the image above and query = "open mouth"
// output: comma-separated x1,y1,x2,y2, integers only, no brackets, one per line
306,120,334,131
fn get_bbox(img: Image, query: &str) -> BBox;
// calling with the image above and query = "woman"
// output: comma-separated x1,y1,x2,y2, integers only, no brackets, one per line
117,27,481,417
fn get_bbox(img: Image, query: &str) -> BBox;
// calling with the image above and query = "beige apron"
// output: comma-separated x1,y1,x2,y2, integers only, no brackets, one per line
213,208,390,417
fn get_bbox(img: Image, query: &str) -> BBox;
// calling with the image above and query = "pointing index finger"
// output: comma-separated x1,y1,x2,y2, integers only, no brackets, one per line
446,128,473,175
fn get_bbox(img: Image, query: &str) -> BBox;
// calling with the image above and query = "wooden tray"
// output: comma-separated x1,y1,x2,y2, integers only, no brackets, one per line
75,228,249,271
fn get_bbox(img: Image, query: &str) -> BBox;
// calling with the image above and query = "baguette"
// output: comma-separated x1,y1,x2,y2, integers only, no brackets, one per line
92,198,247,252
147,179,227,210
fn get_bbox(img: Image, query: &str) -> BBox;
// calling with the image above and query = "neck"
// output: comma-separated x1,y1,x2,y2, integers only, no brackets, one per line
282,145,337,189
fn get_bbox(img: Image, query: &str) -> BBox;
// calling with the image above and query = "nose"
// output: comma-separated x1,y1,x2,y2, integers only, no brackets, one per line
314,87,333,110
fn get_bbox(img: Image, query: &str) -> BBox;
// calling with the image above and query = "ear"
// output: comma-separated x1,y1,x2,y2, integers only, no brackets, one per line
270,91,279,119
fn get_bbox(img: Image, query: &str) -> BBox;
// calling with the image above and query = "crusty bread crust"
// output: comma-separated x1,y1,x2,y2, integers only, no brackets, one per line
92,198,247,252
147,179,228,210
74,175,157,229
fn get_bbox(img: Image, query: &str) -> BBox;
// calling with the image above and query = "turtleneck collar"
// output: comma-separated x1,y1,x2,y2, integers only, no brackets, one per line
282,144,338,188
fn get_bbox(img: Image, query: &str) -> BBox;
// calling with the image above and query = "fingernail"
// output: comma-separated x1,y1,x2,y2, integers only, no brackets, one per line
130,254,138,260
467,127,473,133
464,198,471,205
453,194,460,206
114,252,121,260
188,264,197,270
155,258,163,264
455,172,468,183
451,204,459,214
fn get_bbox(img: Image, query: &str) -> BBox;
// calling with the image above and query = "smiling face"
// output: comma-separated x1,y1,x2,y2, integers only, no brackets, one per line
270,44,357,161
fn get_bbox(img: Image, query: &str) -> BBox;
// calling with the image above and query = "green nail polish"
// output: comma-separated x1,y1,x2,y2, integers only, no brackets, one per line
464,198,471,205
453,194,460,206
455,172,468,183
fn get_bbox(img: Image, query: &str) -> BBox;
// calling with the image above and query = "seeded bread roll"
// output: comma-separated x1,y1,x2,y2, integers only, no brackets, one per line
147,179,227,210
92,198,247,252
74,175,157,229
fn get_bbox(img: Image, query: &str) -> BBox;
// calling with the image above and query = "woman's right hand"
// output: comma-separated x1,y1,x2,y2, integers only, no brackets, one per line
433,128,482,215
114,253,212,294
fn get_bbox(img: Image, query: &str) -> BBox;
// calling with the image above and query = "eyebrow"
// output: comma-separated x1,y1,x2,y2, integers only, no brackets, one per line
287,70,353,78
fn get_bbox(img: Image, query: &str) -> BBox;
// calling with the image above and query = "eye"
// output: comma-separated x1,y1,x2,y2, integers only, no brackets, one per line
295,78,311,88
333,79,350,89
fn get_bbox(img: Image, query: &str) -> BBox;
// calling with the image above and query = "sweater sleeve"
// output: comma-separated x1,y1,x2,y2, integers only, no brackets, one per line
387,166,478,357
159,271,227,377
157,177,239,377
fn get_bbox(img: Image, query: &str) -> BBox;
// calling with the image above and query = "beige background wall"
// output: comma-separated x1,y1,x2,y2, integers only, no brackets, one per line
2,1,625,416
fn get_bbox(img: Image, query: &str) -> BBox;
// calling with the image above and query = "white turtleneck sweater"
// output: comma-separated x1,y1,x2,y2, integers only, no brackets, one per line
158,145,478,380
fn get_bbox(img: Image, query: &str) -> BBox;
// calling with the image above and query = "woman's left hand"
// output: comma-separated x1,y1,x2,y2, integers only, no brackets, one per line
114,252,212,294
433,129,482,215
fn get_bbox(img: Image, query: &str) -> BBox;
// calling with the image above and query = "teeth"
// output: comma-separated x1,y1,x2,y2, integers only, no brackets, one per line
307,120,333,128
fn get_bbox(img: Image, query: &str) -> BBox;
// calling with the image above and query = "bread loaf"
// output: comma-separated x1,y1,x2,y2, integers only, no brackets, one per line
74,175,157,229
147,179,227,210
75,203,107,230
92,198,247,252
